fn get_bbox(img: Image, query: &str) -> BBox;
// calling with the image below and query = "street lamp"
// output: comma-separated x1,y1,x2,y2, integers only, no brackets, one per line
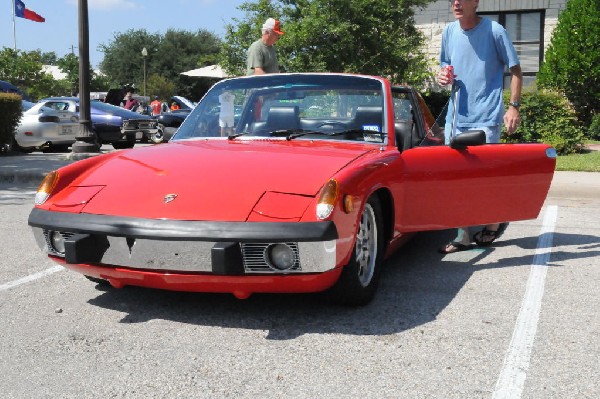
71,0,98,154
141,47,148,98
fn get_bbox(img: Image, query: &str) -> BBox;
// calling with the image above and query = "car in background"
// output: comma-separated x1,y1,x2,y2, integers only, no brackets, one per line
150,109,190,143
37,97,154,149
21,100,35,111
14,102,79,152
0,80,24,96
146,96,196,143
28,73,556,305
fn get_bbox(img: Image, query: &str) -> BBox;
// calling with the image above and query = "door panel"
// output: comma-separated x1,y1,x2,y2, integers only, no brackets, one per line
395,143,555,232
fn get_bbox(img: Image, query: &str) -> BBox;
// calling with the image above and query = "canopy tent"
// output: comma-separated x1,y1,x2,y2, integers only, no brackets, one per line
180,65,230,78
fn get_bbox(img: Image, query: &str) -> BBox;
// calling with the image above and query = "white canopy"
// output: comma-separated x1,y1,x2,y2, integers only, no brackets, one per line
180,65,230,78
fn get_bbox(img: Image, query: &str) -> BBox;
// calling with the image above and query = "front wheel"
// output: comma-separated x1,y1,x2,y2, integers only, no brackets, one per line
150,123,165,144
328,195,384,306
112,136,135,150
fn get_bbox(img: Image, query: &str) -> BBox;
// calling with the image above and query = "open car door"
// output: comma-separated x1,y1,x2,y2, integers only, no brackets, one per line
395,141,556,233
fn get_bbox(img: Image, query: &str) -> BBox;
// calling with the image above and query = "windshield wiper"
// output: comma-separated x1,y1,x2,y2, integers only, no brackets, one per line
227,132,248,140
268,129,322,140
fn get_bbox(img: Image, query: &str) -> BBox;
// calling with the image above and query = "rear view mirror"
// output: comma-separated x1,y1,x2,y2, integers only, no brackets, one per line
450,130,486,149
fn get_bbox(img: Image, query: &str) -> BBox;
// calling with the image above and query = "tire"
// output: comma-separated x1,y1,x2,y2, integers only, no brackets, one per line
329,195,384,306
12,137,33,153
112,137,135,150
150,123,165,144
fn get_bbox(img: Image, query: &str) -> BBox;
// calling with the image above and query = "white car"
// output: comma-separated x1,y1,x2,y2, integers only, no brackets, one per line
14,101,80,152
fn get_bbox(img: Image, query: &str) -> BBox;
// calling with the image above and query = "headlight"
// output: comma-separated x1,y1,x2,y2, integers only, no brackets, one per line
316,179,338,220
35,170,59,205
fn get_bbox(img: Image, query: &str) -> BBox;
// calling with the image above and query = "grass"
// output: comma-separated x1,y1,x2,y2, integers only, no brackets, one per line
555,141,600,172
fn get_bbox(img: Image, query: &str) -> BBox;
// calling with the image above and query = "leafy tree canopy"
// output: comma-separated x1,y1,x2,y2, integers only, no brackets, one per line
99,29,222,100
0,47,55,100
220,0,435,87
537,0,600,127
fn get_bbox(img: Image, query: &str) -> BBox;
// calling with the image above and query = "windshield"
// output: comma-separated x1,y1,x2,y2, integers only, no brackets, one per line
173,74,387,144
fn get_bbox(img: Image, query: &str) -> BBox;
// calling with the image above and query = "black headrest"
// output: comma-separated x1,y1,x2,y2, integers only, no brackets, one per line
354,106,383,128
266,106,300,130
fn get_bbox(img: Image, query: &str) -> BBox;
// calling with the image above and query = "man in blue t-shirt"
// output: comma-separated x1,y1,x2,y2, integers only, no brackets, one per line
437,0,523,254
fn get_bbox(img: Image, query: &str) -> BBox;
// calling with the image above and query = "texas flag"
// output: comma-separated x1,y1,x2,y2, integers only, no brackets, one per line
15,0,45,23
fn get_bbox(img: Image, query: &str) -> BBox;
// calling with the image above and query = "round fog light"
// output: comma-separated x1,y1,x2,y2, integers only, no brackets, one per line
50,231,66,254
266,244,295,270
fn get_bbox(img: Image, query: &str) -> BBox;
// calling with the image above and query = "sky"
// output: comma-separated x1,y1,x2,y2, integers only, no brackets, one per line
2,0,247,68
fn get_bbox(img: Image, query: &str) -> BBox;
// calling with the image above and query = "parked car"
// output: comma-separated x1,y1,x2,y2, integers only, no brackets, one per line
36,97,154,149
21,100,35,111
28,73,556,305
14,102,79,152
150,109,190,143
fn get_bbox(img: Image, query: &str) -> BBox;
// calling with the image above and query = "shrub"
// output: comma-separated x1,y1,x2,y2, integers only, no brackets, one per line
0,93,22,153
502,89,584,155
588,113,600,140
536,0,600,130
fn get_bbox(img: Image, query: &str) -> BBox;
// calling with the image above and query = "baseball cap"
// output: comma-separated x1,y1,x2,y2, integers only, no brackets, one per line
263,18,284,35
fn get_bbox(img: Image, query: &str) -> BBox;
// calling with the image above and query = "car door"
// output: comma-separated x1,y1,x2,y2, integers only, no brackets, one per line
394,142,556,233
388,87,555,232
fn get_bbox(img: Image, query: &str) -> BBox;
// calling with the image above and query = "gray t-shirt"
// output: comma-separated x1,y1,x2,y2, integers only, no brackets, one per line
246,39,279,75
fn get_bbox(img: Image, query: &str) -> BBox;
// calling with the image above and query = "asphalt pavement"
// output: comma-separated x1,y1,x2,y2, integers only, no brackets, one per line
0,145,599,199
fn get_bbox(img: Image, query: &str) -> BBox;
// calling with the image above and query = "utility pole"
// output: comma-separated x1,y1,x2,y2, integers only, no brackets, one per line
71,0,99,154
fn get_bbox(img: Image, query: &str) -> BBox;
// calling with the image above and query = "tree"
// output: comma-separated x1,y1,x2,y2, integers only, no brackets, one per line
537,0,600,129
146,73,176,102
0,48,55,100
99,29,221,98
99,29,161,89
56,53,109,95
220,0,435,87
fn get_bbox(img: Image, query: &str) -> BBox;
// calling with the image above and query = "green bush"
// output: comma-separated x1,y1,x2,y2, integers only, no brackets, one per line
536,0,600,130
0,93,22,152
588,113,600,140
502,89,584,155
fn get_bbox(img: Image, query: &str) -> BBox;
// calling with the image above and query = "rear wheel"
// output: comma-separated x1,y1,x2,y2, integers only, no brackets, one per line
329,195,384,306
12,137,33,153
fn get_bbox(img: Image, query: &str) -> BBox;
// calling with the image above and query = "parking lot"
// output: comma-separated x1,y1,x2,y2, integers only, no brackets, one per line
0,163,598,398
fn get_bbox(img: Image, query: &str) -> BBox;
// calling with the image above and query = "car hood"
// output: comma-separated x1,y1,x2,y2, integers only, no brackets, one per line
63,139,376,221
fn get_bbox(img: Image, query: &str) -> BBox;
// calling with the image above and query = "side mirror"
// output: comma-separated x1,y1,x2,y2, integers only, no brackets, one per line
450,130,486,149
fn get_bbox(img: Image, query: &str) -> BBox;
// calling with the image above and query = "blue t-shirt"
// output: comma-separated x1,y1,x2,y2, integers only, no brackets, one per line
441,17,519,128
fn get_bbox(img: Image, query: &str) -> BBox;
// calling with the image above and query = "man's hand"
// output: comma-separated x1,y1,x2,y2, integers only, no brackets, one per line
436,68,454,86
504,106,521,135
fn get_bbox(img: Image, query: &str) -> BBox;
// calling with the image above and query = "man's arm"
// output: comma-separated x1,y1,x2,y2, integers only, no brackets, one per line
504,64,523,135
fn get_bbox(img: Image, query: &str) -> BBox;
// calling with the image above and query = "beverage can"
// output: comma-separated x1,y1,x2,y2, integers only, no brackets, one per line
445,65,454,85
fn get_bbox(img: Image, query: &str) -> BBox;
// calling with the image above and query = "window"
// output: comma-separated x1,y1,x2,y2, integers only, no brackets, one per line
481,10,544,88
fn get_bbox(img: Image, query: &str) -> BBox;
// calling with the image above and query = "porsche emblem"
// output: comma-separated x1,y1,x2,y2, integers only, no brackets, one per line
163,194,177,204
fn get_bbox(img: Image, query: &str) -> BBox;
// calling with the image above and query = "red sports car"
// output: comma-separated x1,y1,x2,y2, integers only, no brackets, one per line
28,73,556,305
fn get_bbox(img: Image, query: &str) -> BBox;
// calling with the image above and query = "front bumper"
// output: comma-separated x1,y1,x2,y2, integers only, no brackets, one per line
122,119,158,140
29,208,339,277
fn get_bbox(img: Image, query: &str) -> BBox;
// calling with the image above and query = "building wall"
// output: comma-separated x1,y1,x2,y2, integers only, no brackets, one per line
414,0,567,63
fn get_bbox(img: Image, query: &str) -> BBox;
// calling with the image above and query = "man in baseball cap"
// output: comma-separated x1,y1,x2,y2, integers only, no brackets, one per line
246,18,284,75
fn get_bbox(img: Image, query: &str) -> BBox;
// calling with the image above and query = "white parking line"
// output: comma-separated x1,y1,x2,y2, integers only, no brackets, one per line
492,205,558,399
0,265,64,292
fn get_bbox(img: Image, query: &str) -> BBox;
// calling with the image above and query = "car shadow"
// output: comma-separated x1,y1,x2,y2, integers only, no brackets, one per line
86,229,600,340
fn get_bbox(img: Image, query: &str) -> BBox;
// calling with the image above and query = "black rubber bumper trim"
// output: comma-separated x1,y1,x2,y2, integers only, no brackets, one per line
28,208,338,243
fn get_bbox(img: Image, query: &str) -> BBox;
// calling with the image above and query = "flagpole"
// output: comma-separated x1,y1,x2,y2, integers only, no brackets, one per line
12,0,17,50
